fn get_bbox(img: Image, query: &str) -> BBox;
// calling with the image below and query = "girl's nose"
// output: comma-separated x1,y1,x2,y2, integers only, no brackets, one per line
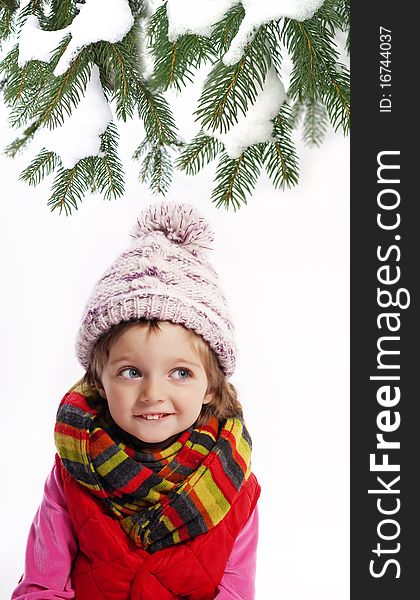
138,376,166,403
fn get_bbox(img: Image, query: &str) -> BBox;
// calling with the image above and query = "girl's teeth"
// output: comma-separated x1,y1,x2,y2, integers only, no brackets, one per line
142,414,165,420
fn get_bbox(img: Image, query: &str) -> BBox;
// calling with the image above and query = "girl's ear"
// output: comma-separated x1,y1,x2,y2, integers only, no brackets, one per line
202,391,213,405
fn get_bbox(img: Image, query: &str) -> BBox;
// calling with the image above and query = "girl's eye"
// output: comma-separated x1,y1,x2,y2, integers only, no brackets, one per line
172,368,192,380
120,367,141,379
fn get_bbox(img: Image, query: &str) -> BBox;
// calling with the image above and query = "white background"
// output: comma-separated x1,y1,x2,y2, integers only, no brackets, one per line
0,70,349,599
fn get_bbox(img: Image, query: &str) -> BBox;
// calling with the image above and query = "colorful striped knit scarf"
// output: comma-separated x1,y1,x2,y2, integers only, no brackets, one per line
54,383,252,553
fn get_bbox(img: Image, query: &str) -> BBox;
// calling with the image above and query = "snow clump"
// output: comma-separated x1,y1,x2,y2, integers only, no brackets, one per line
224,0,325,64
205,67,286,159
41,65,112,168
18,0,134,75
166,0,325,65
54,0,134,75
18,16,70,67
166,0,238,40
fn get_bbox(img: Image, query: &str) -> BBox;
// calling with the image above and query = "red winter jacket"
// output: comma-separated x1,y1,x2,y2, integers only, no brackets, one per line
58,456,260,600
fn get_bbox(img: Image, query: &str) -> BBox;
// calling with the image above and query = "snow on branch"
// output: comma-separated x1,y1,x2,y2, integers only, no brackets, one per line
18,16,70,67
41,65,112,168
224,0,325,64
166,0,325,65
166,0,238,39
55,0,134,75
1,0,349,211
18,0,135,75
205,67,286,159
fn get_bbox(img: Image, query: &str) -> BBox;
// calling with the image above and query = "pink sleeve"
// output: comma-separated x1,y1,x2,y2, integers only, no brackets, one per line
215,505,259,600
11,462,77,600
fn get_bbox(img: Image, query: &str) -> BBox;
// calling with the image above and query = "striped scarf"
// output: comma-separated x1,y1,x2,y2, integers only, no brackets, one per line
54,383,252,553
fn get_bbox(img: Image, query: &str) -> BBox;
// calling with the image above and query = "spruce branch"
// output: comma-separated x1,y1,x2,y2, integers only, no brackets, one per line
0,0,350,211
209,4,245,56
132,138,148,161
94,25,143,121
19,148,60,185
2,38,94,129
301,98,329,147
281,14,350,134
195,25,272,134
148,4,216,92
137,140,173,196
0,0,19,46
19,124,124,212
8,93,41,129
265,20,283,77
175,132,222,176
15,0,43,26
290,98,305,128
334,0,350,52
211,144,264,210
0,45,47,107
47,159,93,215
137,82,178,144
4,120,41,157
264,106,299,189
36,41,92,128
0,46,51,130
324,67,349,134
316,0,345,32
133,73,179,197
127,0,145,17
93,123,125,200
43,0,78,29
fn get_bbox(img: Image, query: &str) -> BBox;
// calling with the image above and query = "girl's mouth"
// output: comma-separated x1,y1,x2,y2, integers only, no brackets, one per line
135,413,172,420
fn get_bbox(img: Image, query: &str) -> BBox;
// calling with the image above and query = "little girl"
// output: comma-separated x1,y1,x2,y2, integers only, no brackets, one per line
12,202,260,600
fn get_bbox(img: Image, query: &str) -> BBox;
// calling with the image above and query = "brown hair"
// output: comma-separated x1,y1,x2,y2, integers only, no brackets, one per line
82,319,242,426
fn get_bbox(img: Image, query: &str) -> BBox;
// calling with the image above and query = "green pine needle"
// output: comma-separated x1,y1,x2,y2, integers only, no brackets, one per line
211,145,264,210
209,4,245,55
132,138,149,161
137,140,173,196
137,82,178,144
4,119,41,157
334,0,350,52
19,124,124,211
42,0,78,29
94,123,125,200
19,149,60,185
37,42,92,129
302,98,329,147
282,13,350,135
94,25,143,122
0,46,50,129
148,5,216,92
175,132,222,175
263,105,299,188
290,99,305,128
195,25,272,134
16,0,46,29
0,1,19,47
47,161,91,215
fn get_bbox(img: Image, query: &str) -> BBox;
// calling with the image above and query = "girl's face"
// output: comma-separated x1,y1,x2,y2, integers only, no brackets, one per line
97,322,212,448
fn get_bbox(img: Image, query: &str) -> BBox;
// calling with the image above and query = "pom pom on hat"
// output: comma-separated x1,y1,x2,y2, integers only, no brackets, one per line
131,202,214,253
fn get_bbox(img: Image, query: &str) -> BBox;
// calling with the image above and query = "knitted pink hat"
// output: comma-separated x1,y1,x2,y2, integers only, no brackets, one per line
75,202,236,376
